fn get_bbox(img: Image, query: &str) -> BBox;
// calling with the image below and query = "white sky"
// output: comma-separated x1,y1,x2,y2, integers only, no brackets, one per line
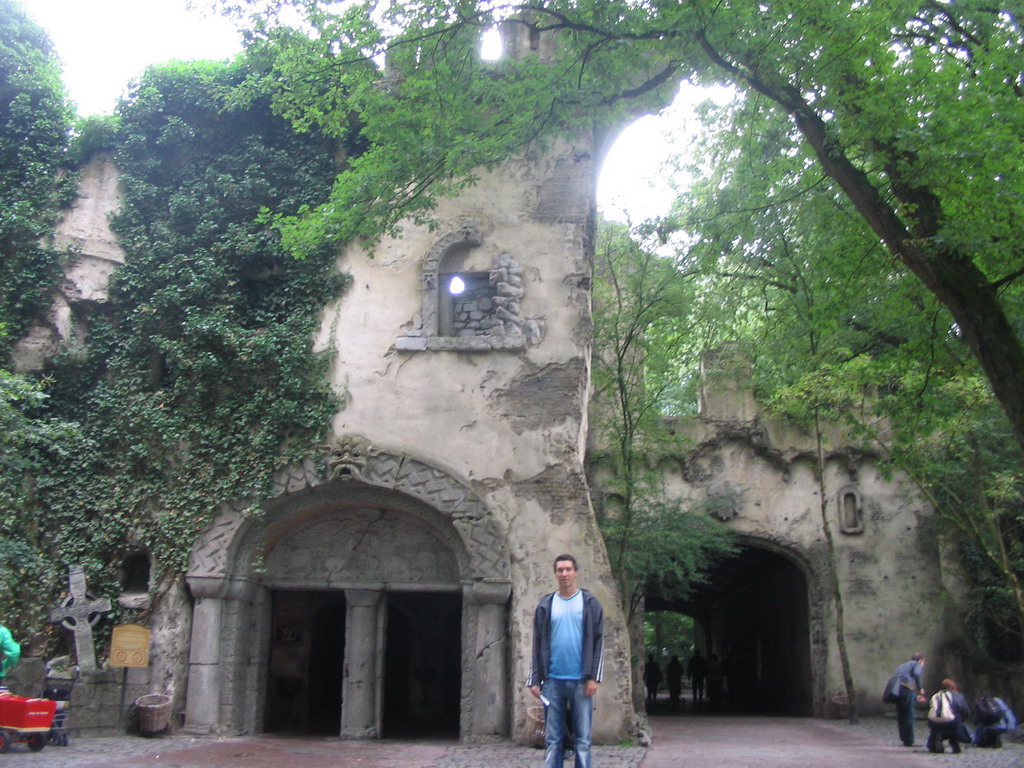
21,0,243,116
20,0,710,223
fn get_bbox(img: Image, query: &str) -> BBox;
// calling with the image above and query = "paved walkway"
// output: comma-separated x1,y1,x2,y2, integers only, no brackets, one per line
2,714,1020,767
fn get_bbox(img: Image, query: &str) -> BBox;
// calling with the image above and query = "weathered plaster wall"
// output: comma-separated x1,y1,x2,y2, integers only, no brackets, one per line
627,359,952,716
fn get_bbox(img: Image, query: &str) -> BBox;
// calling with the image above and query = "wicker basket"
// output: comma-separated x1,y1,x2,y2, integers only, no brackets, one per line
135,694,172,734
830,692,850,719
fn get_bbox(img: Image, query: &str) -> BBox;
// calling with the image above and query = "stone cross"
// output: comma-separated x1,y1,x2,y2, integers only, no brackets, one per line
50,565,112,672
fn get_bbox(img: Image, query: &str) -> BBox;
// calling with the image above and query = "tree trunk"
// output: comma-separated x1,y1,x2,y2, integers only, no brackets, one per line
813,412,859,723
786,103,1024,454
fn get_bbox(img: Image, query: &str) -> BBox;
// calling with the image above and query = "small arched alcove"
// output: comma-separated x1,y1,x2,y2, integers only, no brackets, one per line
438,241,498,338
121,552,151,593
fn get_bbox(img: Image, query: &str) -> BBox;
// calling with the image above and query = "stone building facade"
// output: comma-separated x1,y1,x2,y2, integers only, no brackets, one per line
17,128,640,741
11,64,990,742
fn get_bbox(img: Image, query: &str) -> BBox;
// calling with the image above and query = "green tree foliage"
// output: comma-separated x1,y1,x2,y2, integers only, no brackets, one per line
215,0,1024,456
0,57,349,639
896,381,1024,661
0,0,74,358
675,1,1024,451
216,0,678,254
591,223,736,625
666,88,1024,660
644,611,695,662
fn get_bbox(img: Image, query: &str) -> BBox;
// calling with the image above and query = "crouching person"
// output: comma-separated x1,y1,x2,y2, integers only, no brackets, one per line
927,678,972,754
973,694,1017,749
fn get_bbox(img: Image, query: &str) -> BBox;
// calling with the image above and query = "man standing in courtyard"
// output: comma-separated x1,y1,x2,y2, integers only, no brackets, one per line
528,554,605,768
892,652,927,747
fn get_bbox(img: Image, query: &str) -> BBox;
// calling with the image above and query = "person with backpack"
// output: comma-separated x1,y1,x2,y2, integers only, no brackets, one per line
973,694,1018,748
890,652,927,747
926,678,972,753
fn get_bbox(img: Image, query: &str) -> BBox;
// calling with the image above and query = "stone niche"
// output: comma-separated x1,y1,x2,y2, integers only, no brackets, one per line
394,222,544,352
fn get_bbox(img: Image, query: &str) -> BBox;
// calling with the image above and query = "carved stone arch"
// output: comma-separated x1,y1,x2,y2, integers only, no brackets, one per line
651,533,821,716
188,445,510,586
184,441,512,739
725,534,822,716
729,532,815,579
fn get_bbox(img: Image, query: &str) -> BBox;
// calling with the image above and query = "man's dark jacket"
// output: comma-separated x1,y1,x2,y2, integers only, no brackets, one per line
527,588,605,688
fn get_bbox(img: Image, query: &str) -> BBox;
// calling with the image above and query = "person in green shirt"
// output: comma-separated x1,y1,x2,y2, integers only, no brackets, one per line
0,625,21,684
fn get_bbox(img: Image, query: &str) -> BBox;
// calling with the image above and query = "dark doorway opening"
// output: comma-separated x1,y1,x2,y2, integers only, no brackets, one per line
265,591,346,734
647,545,811,715
383,591,462,738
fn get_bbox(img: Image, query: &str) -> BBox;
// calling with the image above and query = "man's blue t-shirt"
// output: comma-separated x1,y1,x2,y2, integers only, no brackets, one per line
548,590,583,679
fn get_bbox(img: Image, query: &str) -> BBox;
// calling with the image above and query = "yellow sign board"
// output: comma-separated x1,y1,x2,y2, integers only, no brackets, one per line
110,624,151,668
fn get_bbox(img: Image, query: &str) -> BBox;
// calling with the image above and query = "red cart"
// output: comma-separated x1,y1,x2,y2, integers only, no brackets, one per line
0,693,57,752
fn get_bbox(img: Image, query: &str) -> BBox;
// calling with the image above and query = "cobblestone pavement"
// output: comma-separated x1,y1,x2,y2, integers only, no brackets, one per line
644,713,1024,768
1,714,1020,767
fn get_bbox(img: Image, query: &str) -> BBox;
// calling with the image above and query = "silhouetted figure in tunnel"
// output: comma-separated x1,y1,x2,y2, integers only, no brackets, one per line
688,650,708,708
644,654,662,706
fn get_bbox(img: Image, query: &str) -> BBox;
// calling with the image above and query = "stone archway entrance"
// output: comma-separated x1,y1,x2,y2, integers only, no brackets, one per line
263,588,464,737
183,443,512,741
260,505,465,738
648,543,813,715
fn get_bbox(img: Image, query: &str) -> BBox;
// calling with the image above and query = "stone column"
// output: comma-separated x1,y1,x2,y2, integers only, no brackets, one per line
341,589,384,739
183,592,224,733
466,581,512,738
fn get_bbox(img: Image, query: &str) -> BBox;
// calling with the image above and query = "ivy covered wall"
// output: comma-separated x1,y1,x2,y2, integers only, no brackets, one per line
0,2,354,656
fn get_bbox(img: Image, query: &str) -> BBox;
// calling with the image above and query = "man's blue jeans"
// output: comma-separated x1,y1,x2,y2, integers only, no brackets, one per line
897,690,916,745
542,678,593,768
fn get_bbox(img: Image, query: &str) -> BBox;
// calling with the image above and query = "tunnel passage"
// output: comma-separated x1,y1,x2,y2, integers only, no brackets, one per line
647,544,812,715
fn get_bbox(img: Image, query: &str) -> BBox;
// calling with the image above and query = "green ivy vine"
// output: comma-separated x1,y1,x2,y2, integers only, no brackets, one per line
3,50,354,649
0,0,76,360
